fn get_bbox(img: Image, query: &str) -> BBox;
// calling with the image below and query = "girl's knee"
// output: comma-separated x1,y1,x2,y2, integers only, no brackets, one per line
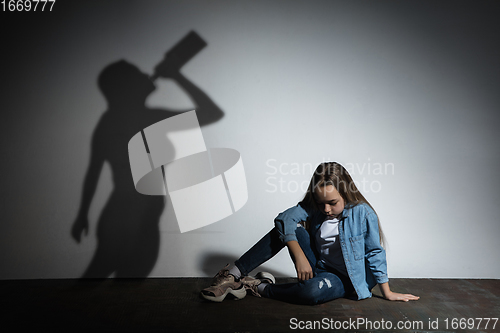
297,276,343,305
295,224,309,237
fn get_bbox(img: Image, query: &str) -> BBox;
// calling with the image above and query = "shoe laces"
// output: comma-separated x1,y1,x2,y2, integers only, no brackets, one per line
242,276,266,297
211,264,231,285
246,283,261,297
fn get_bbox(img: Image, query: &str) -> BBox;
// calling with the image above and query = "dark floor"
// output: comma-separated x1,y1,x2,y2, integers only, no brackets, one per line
1,278,499,332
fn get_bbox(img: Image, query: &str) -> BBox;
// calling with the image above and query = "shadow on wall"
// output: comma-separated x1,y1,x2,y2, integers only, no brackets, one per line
199,252,290,279
71,31,224,279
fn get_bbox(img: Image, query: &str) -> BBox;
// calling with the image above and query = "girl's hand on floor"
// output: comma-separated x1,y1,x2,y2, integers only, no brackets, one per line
384,291,420,302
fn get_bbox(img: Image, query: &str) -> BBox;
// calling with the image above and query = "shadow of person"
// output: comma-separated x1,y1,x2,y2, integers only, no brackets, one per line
198,252,290,279
71,56,223,279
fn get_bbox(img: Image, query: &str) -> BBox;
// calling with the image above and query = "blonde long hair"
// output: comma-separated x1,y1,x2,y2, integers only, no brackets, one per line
299,162,385,247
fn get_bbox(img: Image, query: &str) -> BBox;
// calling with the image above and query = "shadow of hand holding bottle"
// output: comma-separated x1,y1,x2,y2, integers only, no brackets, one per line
71,33,223,279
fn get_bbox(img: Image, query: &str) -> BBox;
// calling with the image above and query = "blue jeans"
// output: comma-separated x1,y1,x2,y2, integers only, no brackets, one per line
235,226,354,305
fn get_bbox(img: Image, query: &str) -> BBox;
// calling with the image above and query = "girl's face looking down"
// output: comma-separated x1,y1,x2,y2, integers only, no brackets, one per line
314,185,345,218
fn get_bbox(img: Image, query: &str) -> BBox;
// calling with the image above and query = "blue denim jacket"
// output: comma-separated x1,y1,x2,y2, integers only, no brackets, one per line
274,203,388,300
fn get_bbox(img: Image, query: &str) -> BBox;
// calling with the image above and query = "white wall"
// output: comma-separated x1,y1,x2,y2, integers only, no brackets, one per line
1,0,499,279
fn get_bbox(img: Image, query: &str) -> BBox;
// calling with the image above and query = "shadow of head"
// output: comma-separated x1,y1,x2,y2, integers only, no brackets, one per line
98,60,156,107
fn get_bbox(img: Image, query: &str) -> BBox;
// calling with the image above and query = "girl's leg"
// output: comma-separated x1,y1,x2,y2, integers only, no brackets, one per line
263,270,351,305
202,227,319,302
235,226,316,276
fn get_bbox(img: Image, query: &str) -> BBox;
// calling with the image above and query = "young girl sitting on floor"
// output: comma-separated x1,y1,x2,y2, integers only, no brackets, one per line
201,162,419,305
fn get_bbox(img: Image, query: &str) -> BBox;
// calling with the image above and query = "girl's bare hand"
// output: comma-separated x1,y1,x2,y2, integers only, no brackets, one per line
385,291,420,302
295,257,313,281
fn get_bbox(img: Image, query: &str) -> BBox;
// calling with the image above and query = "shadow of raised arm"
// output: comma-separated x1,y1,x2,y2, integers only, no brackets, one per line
154,64,224,127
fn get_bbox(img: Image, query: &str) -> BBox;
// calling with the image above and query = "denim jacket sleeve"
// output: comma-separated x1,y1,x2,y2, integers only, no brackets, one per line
364,211,389,284
274,204,310,243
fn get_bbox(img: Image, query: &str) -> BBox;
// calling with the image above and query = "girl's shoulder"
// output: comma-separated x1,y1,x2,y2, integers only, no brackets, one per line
344,202,376,217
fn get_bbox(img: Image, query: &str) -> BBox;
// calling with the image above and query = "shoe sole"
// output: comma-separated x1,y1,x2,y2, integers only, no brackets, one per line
201,285,247,302
256,272,275,284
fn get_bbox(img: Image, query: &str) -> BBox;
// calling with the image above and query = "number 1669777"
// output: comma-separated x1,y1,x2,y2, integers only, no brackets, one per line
2,0,56,12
